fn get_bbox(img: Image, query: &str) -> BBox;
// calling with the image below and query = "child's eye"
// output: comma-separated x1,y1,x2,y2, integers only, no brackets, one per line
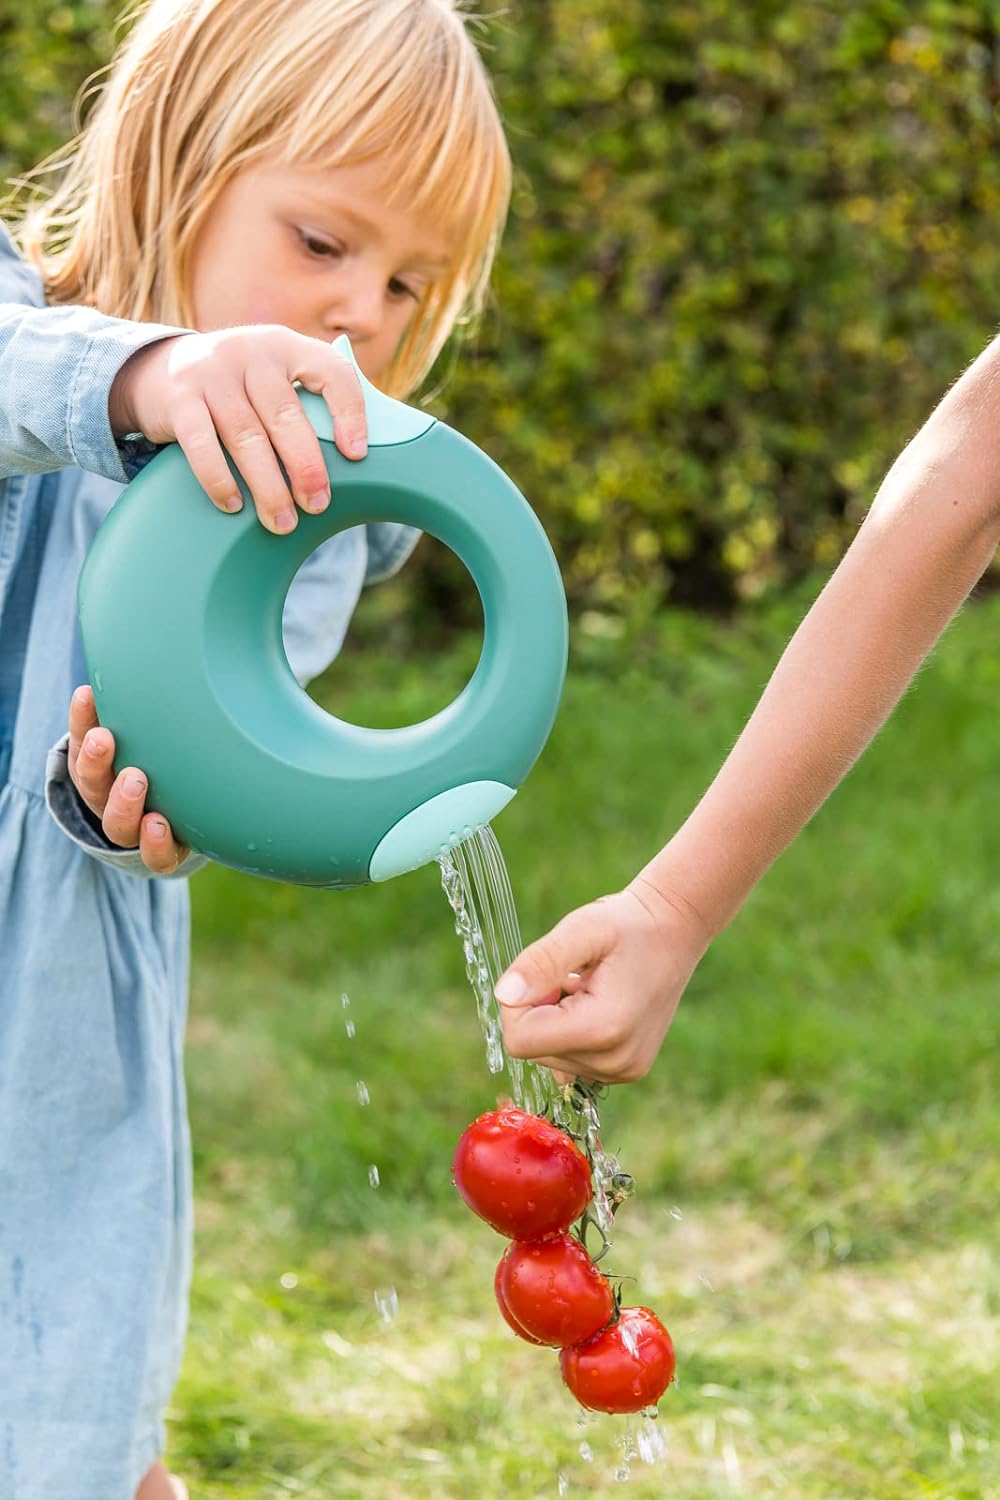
388,277,421,302
298,229,342,260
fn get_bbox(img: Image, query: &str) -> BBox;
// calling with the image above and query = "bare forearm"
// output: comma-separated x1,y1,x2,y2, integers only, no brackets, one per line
641,335,1000,936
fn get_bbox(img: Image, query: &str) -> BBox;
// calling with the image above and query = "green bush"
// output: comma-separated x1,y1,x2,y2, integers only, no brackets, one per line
4,0,1000,614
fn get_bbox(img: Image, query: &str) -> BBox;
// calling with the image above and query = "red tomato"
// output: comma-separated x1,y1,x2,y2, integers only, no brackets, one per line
499,1234,614,1348
493,1257,546,1345
559,1306,676,1414
452,1107,592,1240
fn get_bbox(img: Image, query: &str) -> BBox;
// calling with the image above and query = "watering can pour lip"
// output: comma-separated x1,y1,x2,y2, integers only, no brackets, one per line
368,780,517,882
296,333,436,448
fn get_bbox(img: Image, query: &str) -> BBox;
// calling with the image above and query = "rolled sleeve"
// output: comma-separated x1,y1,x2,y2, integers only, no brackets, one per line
44,734,208,881
0,302,191,483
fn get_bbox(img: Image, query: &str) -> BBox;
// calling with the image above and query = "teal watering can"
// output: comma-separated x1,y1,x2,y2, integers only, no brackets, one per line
77,338,568,888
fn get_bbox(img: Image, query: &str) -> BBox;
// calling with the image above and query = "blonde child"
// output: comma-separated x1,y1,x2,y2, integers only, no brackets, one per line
0,2,509,1495
496,332,1000,1084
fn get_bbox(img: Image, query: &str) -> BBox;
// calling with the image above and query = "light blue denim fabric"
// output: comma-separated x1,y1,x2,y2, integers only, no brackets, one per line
0,221,419,1499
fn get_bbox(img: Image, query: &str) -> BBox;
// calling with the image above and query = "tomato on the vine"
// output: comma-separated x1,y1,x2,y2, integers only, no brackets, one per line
499,1233,613,1348
452,1107,592,1240
559,1306,676,1414
493,1258,547,1345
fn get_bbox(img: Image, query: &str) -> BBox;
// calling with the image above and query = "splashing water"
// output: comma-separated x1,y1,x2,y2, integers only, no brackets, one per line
637,1416,667,1465
373,1287,398,1325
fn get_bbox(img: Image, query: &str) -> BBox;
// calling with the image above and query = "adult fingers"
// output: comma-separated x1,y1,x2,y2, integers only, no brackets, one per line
494,903,617,1010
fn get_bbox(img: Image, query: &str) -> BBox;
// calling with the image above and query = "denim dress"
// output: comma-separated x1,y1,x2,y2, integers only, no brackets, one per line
0,222,418,1499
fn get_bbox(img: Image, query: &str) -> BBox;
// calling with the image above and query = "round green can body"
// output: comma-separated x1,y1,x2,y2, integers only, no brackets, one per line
77,410,568,887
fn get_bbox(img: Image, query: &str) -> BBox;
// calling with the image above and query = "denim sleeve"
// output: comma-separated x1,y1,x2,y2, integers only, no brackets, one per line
45,734,209,881
0,221,192,484
363,521,421,584
281,527,368,684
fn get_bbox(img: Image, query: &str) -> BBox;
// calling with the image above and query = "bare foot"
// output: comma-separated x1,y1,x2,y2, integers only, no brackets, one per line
135,1459,189,1499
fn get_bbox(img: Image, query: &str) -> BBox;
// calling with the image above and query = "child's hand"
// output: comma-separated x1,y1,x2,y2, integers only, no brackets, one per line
108,326,368,535
494,879,710,1085
67,685,190,873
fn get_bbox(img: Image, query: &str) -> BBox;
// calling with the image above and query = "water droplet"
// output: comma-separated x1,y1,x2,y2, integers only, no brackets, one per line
374,1287,398,1324
279,1272,298,1290
93,671,103,692
356,1081,370,1106
637,1420,666,1465
368,1164,380,1189
247,842,257,852
614,1464,631,1483
341,993,350,1009
697,1272,714,1292
669,1205,684,1221
345,1019,356,1039
557,1473,570,1497
578,1442,594,1462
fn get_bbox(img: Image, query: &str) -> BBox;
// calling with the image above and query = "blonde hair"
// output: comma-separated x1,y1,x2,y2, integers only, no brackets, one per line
3,0,511,397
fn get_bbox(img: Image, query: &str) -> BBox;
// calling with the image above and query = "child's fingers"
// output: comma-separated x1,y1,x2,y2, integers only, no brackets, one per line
172,398,248,518
244,363,331,516
203,380,301,535
71,725,118,818
67,684,99,775
100,765,150,848
139,813,188,874
293,343,368,462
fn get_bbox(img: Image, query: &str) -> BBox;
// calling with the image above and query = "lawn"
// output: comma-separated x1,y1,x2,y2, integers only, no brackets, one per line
173,581,999,1498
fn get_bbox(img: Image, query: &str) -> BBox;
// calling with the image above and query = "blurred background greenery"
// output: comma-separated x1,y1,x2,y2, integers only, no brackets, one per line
2,1,999,1496
5,0,1000,624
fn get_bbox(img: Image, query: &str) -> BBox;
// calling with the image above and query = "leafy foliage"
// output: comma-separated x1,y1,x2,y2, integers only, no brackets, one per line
4,1,1000,612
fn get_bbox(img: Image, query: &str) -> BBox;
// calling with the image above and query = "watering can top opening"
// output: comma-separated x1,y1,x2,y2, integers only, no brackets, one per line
77,336,568,890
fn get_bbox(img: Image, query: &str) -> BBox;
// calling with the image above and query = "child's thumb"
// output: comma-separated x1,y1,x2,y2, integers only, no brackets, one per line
494,903,612,1009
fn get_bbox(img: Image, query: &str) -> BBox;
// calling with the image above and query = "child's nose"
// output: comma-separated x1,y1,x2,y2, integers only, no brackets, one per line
330,278,385,346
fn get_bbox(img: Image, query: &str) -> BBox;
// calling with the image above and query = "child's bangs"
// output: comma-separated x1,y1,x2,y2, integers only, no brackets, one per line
277,10,508,263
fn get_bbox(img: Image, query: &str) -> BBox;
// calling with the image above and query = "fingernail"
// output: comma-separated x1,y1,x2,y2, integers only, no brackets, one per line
124,772,146,799
495,972,528,1007
84,734,104,757
274,508,296,532
224,494,243,513
72,686,90,706
306,490,330,513
348,435,367,459
149,818,167,838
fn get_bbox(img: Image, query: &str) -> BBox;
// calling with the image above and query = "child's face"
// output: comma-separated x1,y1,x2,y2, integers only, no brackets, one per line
188,157,451,387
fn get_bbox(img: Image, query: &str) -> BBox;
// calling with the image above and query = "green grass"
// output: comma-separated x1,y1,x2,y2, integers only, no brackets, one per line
174,583,999,1498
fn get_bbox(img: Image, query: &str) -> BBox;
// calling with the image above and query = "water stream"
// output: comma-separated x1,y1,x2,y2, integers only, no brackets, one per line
438,825,668,1488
